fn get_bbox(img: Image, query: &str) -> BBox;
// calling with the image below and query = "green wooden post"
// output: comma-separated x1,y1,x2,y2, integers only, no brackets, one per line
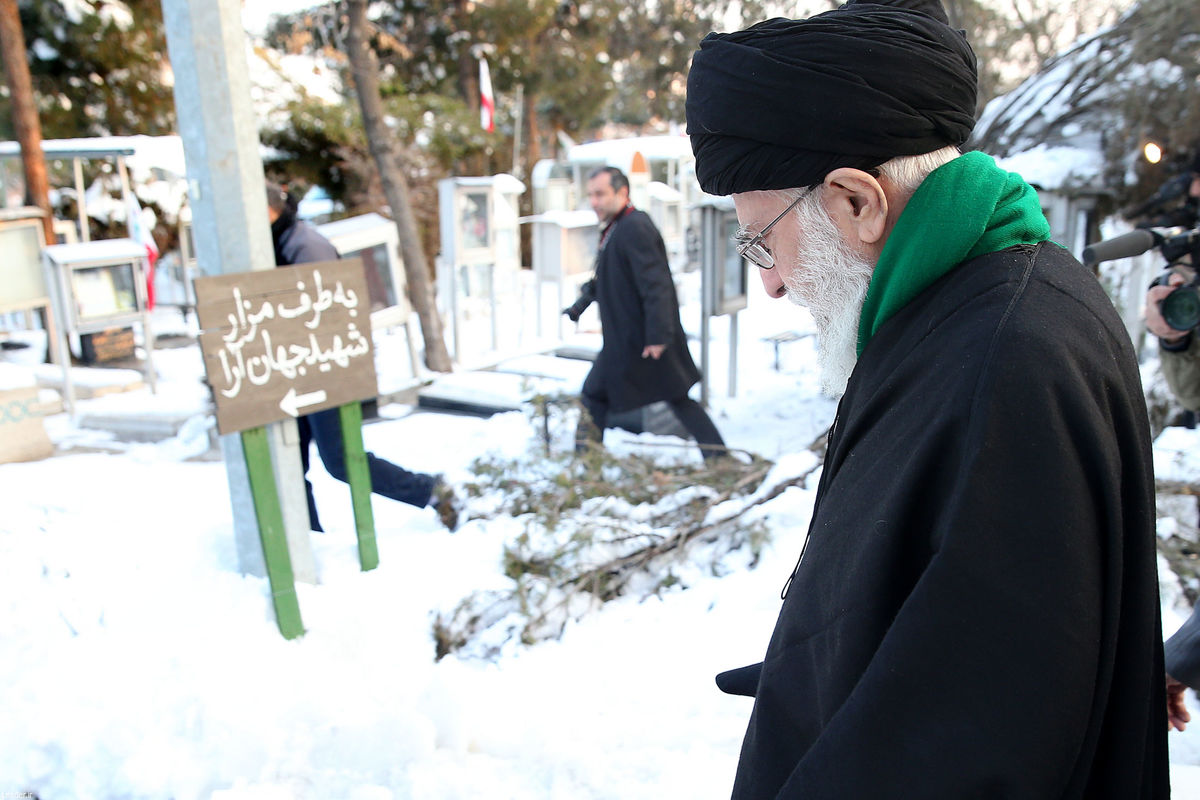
339,401,379,571
240,426,305,639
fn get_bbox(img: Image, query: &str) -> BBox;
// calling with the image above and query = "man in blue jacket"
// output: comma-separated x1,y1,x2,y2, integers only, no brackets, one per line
266,182,459,531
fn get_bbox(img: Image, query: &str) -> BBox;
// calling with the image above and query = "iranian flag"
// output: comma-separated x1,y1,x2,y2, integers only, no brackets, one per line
480,57,495,133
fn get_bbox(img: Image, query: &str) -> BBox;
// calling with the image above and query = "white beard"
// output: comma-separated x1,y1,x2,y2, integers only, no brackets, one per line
778,193,876,397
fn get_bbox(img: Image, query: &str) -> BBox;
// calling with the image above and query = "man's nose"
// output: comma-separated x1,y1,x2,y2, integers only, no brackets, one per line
758,266,787,298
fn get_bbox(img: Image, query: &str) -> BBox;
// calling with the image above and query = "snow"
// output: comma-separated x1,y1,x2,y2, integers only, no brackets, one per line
58,0,96,25
4,272,1200,797
994,144,1104,193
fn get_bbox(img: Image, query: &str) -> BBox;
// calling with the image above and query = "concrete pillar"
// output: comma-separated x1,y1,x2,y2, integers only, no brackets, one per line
162,0,316,583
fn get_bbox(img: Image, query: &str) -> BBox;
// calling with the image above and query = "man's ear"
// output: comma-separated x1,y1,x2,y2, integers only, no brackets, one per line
822,168,889,247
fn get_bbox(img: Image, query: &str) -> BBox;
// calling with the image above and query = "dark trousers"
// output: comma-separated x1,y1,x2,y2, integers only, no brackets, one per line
298,407,437,532
579,391,726,460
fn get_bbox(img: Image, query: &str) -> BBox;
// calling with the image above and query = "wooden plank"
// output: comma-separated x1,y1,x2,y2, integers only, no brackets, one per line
194,259,379,435
241,425,305,640
339,401,379,571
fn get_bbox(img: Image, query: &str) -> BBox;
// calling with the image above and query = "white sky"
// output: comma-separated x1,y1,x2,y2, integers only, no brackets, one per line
242,0,331,37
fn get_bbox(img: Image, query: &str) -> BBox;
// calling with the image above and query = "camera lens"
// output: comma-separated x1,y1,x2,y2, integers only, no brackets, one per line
1162,287,1200,331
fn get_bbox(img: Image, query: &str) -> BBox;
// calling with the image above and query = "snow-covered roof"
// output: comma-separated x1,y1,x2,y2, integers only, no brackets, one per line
317,212,394,239
519,209,598,228
443,174,527,194
646,181,681,202
43,237,148,265
995,145,1106,194
0,135,187,179
971,0,1199,196
567,135,694,166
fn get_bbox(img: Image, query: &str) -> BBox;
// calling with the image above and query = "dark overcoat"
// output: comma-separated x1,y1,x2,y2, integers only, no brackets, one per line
726,243,1169,798
578,209,700,413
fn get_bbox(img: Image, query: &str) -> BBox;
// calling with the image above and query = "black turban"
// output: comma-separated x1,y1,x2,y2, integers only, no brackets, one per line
686,0,978,196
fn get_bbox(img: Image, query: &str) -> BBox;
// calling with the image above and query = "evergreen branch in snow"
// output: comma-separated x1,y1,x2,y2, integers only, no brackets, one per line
433,431,824,661
1157,479,1200,497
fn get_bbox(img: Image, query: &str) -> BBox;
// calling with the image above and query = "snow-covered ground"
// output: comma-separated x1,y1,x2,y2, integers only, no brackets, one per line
3,281,1200,798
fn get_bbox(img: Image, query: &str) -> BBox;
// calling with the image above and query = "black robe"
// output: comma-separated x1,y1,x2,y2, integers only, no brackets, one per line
577,209,700,413
727,243,1169,798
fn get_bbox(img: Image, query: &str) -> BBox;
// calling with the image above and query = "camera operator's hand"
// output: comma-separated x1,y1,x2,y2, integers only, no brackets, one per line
1168,673,1192,732
1146,271,1193,344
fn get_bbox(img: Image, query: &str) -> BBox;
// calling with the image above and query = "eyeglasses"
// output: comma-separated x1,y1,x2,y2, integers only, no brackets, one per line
732,186,816,270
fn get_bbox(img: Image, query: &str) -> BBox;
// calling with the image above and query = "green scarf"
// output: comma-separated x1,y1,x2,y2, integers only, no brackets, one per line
856,150,1050,355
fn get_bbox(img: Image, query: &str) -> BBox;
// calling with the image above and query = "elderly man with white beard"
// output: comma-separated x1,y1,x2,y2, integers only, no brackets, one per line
685,1,1169,798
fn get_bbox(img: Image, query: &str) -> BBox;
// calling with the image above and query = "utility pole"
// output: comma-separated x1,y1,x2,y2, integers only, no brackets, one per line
161,0,316,590
0,0,55,245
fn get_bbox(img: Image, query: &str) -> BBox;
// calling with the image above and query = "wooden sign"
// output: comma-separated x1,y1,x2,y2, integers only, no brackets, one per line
194,259,378,435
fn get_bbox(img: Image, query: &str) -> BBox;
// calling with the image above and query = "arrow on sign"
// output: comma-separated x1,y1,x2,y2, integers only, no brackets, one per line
280,387,328,417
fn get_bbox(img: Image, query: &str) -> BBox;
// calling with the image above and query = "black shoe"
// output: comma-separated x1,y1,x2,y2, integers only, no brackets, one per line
573,412,603,456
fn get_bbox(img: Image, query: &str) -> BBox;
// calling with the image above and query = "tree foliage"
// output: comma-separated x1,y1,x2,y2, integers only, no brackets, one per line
944,0,1126,113
264,0,763,175
0,0,173,138
970,0,1200,209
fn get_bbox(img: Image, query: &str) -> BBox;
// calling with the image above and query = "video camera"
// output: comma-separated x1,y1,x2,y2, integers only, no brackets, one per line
1083,226,1200,330
1126,173,1195,220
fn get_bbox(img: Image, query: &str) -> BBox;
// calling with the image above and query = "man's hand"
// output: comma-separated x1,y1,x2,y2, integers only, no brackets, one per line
1168,673,1191,732
642,344,665,360
1146,271,1192,343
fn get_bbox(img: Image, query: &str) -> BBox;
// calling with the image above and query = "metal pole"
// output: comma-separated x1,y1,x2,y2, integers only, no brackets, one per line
48,260,76,417
118,155,158,394
73,158,89,242
512,84,524,179
161,0,315,586
116,155,133,235
728,312,738,398
699,205,712,408
490,264,498,352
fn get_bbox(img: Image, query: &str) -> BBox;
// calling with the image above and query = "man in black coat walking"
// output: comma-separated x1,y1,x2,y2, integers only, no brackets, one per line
686,1,1168,797
564,166,725,461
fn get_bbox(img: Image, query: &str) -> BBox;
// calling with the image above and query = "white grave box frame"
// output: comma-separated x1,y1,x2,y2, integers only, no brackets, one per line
44,239,151,332
437,175,526,363
0,208,51,316
41,238,158,413
317,212,412,330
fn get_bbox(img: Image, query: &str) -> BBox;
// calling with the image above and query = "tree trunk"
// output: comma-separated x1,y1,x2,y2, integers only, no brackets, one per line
453,0,478,114
345,0,453,372
525,88,541,167
0,0,54,246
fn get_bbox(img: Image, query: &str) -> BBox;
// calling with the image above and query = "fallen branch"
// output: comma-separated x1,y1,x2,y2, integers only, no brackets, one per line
1157,479,1200,497
435,449,823,661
